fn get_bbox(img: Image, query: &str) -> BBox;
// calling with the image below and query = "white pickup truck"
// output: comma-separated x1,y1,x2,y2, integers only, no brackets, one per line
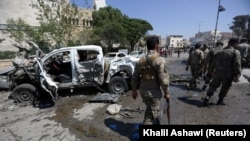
7,43,136,105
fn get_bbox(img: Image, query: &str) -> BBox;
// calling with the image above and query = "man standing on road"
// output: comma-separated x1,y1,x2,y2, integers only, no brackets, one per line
202,44,210,77
131,35,170,125
203,38,241,106
202,41,224,91
186,43,205,90
235,38,250,69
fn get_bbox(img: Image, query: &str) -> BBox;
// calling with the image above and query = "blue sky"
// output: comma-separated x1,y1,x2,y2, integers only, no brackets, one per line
71,0,250,39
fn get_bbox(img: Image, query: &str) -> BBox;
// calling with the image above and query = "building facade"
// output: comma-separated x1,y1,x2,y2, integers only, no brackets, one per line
0,0,107,51
191,30,233,47
0,0,106,28
93,0,107,10
166,35,184,49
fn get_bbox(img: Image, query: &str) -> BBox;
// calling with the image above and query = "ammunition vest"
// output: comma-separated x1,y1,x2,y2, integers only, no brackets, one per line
139,55,159,84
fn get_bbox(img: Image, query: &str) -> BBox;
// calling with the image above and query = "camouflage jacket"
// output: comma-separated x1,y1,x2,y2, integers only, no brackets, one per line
208,46,241,77
131,50,169,95
187,48,204,66
206,46,223,67
235,43,250,58
203,48,210,58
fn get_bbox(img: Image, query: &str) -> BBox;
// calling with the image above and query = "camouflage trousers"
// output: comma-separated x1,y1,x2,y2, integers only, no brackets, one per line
189,65,202,88
207,72,233,99
140,89,162,125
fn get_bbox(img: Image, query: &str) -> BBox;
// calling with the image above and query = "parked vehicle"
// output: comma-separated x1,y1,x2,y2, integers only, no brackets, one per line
128,51,145,58
104,52,128,62
118,49,128,55
7,42,136,105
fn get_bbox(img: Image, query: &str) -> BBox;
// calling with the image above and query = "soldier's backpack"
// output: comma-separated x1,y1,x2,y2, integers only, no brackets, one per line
139,55,159,84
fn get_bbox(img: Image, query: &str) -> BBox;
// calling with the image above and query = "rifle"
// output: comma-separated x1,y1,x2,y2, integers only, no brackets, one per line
164,98,170,125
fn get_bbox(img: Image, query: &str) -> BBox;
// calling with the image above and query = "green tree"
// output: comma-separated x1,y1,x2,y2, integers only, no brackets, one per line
92,6,124,27
92,6,153,52
6,18,33,42
31,0,82,47
230,15,249,39
122,18,153,51
94,22,126,52
92,6,126,52
6,18,47,53
6,0,82,51
247,16,250,40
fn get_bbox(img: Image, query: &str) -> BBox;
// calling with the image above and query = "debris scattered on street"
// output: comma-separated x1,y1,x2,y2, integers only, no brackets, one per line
89,93,121,103
106,104,122,115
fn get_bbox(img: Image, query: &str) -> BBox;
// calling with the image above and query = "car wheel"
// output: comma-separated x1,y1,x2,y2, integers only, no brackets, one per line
108,76,128,94
12,84,37,105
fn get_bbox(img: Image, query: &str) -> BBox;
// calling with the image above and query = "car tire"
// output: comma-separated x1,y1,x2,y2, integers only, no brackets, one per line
12,84,37,105
108,76,128,94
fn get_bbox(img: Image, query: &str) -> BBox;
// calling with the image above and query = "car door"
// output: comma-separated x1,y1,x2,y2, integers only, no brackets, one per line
35,58,59,99
75,48,104,85
42,49,74,89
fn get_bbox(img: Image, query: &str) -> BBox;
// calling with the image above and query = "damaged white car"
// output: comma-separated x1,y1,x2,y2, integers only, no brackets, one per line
8,43,136,105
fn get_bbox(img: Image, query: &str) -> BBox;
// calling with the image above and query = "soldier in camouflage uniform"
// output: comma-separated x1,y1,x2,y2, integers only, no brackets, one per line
131,35,170,125
185,43,204,89
202,41,224,90
202,44,210,77
203,38,241,106
235,38,250,69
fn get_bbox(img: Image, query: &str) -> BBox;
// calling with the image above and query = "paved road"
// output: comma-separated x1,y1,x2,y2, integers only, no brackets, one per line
0,52,249,141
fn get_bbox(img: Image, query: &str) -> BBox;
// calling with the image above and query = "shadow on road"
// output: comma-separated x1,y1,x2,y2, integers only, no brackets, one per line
104,118,140,141
170,83,203,93
32,87,101,109
177,96,205,108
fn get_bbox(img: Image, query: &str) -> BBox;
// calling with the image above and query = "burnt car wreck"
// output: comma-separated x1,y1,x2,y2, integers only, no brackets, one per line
7,42,136,105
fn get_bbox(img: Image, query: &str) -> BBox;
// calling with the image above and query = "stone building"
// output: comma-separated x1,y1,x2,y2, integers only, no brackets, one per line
0,0,107,27
192,30,233,46
0,0,107,51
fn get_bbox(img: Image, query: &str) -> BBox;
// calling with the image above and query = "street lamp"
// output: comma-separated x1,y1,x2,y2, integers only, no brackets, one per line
195,21,204,43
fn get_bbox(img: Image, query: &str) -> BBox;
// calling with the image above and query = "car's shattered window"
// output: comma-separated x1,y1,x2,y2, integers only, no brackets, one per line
77,50,98,62
76,49,103,83
43,51,72,83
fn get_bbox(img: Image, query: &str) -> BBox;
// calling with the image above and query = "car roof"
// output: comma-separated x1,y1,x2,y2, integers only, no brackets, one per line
54,45,103,52
107,52,118,54
108,52,125,54
42,45,103,61
106,52,126,55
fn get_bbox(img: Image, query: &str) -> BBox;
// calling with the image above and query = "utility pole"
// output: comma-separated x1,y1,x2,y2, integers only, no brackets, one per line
213,0,225,47
195,21,203,43
198,21,204,43
198,21,204,33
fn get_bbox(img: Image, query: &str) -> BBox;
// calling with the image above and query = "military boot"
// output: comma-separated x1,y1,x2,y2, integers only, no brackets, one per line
189,83,196,90
186,83,191,90
203,96,210,106
153,117,161,125
202,84,208,91
216,98,226,105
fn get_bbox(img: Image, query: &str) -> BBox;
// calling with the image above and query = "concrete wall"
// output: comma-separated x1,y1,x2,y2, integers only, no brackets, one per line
0,0,39,26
